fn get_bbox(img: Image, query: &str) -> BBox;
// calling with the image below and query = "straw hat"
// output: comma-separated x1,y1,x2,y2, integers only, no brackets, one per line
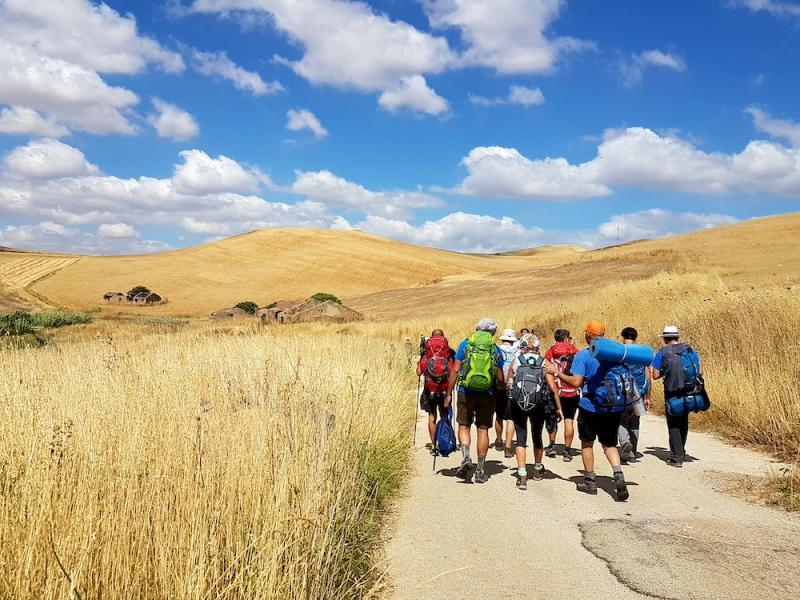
659,325,680,337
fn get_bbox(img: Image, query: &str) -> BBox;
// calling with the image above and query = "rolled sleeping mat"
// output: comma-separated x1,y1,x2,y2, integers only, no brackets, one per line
589,337,654,366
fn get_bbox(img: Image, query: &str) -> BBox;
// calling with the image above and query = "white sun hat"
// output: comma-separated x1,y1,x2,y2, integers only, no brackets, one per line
499,328,518,343
659,325,680,337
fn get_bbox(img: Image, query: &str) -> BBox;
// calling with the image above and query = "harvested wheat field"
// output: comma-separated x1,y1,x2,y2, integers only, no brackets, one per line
1,214,800,599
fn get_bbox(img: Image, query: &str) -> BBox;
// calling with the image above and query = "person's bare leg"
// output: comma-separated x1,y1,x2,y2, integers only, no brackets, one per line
534,447,544,464
564,419,575,449
458,424,471,448
428,412,437,444
604,445,622,467
504,419,514,450
477,426,490,460
494,417,502,446
581,441,594,473
515,445,526,469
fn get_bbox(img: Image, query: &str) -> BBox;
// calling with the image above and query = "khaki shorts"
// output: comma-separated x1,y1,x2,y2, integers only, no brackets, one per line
456,391,495,429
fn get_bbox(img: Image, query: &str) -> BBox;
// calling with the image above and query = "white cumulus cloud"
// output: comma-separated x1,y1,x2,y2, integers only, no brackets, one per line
286,109,329,138
98,223,139,239
732,0,800,18
746,107,800,147
470,85,545,107
424,0,593,74
172,149,260,195
149,98,200,142
191,49,283,95
619,49,686,86
378,75,449,116
4,138,99,180
453,127,800,199
0,106,70,138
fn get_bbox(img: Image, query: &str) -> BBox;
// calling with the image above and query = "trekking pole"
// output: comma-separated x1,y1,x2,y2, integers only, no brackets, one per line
413,375,421,447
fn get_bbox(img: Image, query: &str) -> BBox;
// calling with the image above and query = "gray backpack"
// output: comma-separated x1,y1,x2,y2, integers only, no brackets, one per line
511,354,548,412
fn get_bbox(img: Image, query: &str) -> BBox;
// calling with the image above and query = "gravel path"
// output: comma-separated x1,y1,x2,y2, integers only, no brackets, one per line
386,413,800,600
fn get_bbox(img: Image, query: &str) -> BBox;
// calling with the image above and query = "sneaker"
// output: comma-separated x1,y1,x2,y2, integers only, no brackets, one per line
545,444,557,458
474,469,489,484
614,473,630,501
504,447,514,459
577,478,598,495
493,439,503,450
516,473,527,490
667,458,684,468
455,458,473,480
532,464,545,480
563,448,573,462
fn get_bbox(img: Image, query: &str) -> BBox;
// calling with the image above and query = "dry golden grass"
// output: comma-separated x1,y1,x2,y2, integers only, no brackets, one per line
16,229,580,316
0,326,414,599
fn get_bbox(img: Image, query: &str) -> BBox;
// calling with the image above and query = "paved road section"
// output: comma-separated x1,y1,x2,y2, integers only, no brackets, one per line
386,413,800,600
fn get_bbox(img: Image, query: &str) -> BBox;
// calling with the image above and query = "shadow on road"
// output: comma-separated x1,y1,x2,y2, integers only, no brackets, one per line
644,446,699,464
568,474,639,500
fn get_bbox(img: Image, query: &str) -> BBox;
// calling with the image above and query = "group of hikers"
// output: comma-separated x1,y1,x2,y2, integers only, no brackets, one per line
416,318,706,501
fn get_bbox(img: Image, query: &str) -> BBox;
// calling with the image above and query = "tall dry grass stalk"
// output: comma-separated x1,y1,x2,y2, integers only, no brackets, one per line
0,329,412,599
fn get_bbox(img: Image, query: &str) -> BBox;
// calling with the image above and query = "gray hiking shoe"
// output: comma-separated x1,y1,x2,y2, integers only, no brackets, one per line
516,473,527,490
504,447,514,459
474,469,489,484
563,447,573,462
577,478,598,495
614,472,630,501
455,458,474,480
620,441,634,464
532,464,545,481
545,443,557,458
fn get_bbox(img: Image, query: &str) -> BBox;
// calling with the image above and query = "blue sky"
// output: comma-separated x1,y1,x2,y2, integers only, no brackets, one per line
1,0,799,254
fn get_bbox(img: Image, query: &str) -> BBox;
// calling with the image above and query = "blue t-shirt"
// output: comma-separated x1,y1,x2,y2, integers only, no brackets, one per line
454,338,505,395
651,347,701,370
570,348,602,413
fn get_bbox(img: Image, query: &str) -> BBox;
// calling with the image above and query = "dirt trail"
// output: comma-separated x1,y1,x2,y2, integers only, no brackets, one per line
386,413,800,600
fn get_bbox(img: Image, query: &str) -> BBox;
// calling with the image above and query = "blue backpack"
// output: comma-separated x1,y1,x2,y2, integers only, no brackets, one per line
629,363,649,398
587,363,639,414
662,344,700,398
434,407,456,456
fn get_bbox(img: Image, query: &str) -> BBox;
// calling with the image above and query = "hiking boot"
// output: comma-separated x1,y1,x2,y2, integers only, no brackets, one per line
563,447,573,462
667,458,684,468
474,469,489,484
614,473,630,501
455,458,474,480
532,464,545,481
504,447,514,459
545,443,557,458
620,441,634,464
577,478,598,495
516,473,527,490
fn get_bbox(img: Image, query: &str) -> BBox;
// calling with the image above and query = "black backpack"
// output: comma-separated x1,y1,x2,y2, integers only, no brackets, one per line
511,355,548,412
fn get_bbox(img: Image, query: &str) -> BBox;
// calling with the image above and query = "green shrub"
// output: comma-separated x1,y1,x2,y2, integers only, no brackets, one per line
310,292,342,305
234,301,258,314
0,311,93,335
127,285,150,298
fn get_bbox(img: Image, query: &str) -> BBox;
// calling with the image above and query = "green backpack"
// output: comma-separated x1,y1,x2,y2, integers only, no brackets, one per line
461,331,499,392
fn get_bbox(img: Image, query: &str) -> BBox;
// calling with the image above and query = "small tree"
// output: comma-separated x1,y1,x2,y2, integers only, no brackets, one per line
235,301,258,314
310,292,341,305
127,285,150,299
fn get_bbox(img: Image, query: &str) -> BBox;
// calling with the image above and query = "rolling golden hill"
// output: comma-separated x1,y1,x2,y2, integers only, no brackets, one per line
0,212,797,319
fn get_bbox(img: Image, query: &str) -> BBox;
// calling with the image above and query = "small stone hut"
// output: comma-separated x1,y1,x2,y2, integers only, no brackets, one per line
132,292,162,305
260,298,363,324
210,307,251,320
103,291,126,303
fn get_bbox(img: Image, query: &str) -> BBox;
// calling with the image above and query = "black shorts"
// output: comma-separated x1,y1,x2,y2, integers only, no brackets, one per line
511,403,546,449
421,390,445,417
560,395,580,420
578,409,622,448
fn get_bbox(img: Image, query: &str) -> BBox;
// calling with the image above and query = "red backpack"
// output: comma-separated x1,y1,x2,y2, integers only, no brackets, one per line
421,336,452,396
549,342,580,399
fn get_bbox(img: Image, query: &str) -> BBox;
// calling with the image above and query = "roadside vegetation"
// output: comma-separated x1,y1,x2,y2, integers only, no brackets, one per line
0,310,93,335
0,328,410,598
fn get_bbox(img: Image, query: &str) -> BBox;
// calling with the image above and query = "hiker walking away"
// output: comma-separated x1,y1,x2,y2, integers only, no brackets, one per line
417,329,454,454
617,327,652,463
507,334,561,490
545,321,630,500
445,318,505,484
652,325,702,467
497,328,519,457
545,329,580,461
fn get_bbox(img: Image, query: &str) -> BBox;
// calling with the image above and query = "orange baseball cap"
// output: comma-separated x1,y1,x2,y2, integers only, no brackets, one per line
584,320,606,337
